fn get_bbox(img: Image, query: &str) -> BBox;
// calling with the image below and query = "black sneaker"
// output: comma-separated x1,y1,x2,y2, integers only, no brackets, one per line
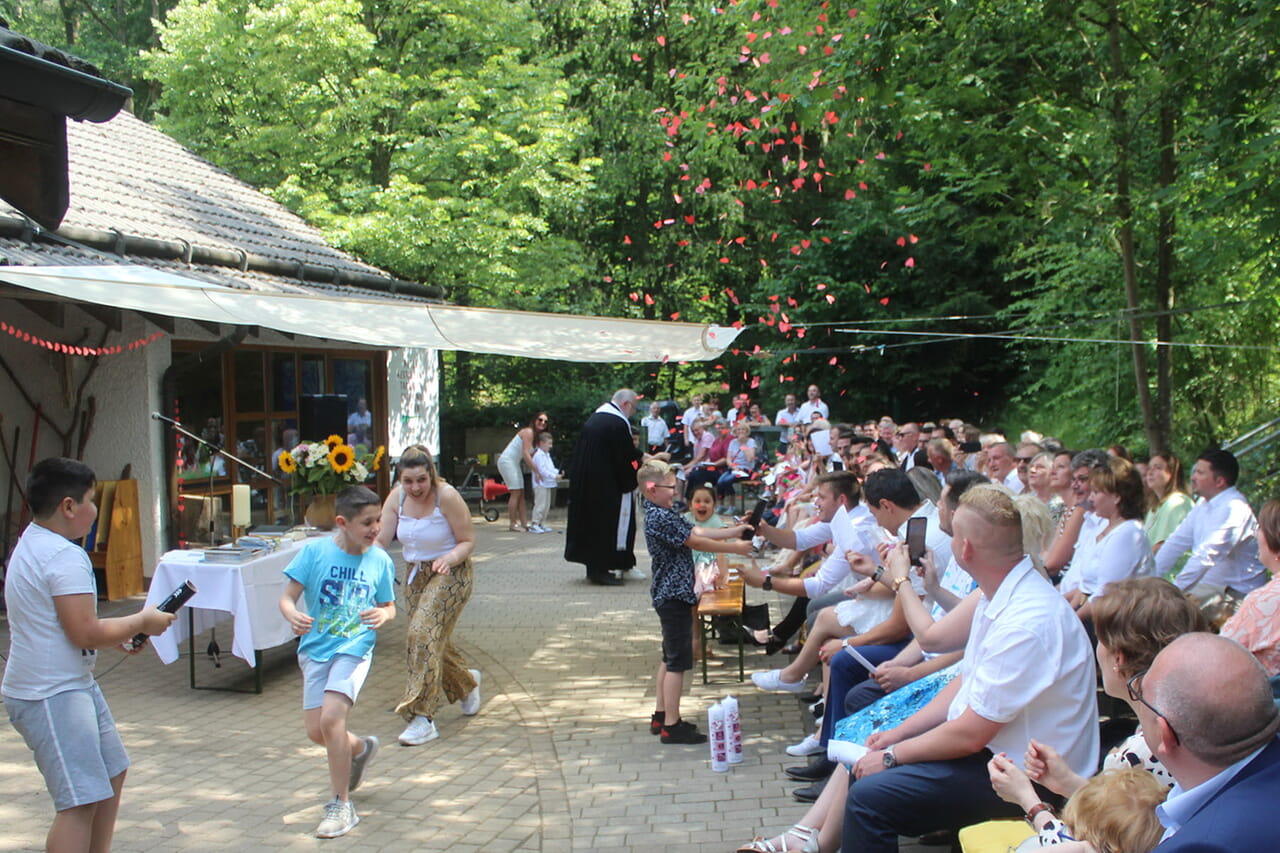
650,711,664,735
660,719,708,744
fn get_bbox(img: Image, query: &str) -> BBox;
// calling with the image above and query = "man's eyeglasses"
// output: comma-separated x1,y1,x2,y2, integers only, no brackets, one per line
1016,456,1035,466
1071,474,1091,484
1127,671,1180,745
651,484,677,490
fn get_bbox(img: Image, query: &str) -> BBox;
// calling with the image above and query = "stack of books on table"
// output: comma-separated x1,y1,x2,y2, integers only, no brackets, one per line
201,545,265,564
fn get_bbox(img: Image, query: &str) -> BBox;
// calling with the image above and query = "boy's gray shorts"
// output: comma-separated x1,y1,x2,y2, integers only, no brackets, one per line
6,681,130,811
299,652,371,710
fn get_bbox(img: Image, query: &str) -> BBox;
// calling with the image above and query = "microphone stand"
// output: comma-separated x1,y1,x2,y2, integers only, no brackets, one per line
152,412,281,546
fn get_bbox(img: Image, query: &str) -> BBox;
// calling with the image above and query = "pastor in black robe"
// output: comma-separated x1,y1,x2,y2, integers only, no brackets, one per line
564,401,643,581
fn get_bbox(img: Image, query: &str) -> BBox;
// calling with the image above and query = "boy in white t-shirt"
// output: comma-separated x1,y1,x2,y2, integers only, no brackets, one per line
3,457,176,853
529,431,561,534
279,485,395,839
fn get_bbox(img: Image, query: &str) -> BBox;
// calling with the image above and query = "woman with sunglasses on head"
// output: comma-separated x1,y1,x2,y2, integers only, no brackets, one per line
496,412,547,532
1060,457,1155,624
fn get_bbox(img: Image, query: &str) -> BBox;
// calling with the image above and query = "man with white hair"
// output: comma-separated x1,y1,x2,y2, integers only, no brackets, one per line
984,442,1023,494
565,389,645,586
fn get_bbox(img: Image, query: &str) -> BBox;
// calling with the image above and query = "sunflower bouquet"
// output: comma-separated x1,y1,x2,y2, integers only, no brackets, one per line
278,435,386,495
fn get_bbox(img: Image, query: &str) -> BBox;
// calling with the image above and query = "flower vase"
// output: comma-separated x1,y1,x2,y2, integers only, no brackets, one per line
305,493,337,530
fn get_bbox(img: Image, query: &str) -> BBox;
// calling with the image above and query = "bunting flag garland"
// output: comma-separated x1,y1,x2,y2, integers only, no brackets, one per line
0,320,165,356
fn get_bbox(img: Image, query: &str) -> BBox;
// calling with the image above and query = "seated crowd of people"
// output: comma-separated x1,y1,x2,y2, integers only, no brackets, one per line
672,404,1280,853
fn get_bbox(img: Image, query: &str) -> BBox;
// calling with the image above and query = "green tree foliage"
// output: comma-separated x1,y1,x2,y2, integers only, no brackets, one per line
146,0,599,311
540,0,1022,420
2,0,177,115
587,0,1280,459
24,0,1280,466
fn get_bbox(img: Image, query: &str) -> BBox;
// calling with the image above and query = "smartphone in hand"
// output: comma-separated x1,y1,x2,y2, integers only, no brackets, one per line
742,498,768,540
906,517,927,567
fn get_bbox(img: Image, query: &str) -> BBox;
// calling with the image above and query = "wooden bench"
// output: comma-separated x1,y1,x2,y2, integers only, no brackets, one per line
696,576,746,684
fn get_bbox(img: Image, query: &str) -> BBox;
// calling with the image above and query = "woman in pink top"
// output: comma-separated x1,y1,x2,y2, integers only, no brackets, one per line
1221,499,1280,678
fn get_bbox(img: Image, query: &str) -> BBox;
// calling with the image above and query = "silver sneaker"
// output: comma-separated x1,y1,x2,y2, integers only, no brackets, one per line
349,735,379,792
624,567,647,580
397,715,438,746
461,669,482,716
315,798,358,838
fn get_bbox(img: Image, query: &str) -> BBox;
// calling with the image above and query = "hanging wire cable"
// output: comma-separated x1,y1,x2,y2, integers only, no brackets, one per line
778,297,1262,330
832,328,1280,352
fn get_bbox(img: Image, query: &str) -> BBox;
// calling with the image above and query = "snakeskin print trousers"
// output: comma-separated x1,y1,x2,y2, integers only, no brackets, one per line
395,558,477,720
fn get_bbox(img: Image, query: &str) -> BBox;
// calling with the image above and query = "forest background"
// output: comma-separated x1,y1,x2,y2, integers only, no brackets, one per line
6,0,1280,488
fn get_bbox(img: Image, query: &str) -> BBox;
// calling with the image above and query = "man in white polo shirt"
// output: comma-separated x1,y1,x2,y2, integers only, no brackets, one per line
840,486,1098,853
797,384,829,423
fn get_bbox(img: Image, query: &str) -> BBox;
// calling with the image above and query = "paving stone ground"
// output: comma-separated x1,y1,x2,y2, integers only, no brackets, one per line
0,510,941,852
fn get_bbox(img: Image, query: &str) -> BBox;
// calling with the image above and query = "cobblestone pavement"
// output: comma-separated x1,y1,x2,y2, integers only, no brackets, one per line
1,511,943,852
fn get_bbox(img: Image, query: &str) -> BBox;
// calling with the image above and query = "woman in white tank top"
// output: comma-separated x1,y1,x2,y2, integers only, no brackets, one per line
496,412,547,532
376,445,479,746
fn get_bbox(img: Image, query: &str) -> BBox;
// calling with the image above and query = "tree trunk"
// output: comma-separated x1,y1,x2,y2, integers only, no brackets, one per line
1153,100,1176,452
57,0,79,44
1108,0,1160,452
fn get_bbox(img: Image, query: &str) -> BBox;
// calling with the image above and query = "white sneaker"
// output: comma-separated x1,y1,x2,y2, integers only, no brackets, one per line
786,733,825,757
624,567,647,580
315,798,359,838
398,715,438,746
751,669,806,693
461,669,482,716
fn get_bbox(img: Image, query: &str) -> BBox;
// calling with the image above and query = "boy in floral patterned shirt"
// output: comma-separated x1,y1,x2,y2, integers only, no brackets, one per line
638,460,754,743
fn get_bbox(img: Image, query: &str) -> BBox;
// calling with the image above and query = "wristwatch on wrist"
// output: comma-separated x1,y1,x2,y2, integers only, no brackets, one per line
871,566,884,583
1024,802,1055,825
892,575,911,593
882,744,898,768
762,573,773,591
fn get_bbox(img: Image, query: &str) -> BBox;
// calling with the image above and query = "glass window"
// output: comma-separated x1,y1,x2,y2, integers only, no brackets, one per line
333,358,373,447
234,351,265,412
233,419,269,483
173,354,226,485
301,355,325,396
272,353,297,412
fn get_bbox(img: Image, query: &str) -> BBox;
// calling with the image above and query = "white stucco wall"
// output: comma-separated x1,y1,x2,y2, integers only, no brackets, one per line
0,300,168,574
387,347,440,458
1,302,442,578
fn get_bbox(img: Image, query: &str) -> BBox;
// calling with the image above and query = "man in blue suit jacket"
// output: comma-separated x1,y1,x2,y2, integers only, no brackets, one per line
1137,633,1280,851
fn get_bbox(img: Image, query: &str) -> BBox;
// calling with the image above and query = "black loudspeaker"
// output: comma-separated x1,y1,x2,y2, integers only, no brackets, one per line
300,394,348,439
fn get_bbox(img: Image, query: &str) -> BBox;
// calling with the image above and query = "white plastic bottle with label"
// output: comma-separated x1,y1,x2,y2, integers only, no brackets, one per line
722,694,743,764
708,702,728,772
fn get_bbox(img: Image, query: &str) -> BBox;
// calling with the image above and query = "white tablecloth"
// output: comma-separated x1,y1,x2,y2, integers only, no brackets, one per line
146,545,301,666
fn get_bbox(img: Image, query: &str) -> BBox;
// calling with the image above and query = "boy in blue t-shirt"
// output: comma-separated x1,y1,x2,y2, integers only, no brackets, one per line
637,460,753,744
279,486,395,839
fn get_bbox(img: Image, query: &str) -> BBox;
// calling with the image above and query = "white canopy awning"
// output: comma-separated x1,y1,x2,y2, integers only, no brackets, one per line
0,264,742,362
